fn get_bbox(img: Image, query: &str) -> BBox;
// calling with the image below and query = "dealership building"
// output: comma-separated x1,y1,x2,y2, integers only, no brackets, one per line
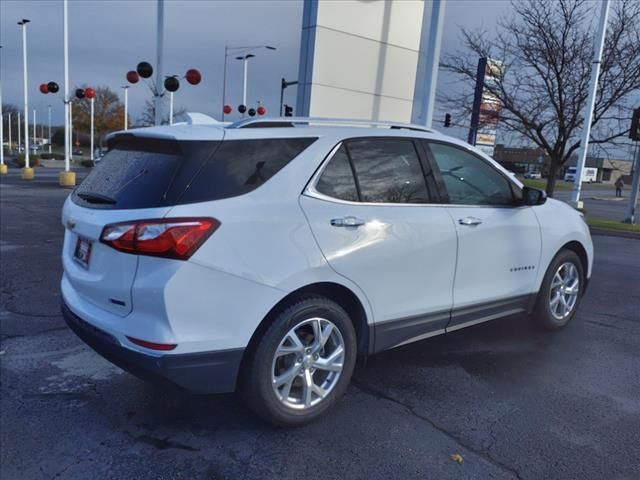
493,144,632,184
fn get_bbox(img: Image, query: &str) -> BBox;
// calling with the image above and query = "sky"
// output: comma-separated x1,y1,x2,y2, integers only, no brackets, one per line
1,0,510,130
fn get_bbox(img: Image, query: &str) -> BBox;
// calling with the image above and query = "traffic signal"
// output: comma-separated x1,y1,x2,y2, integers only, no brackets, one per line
284,104,293,117
630,108,640,141
444,113,452,128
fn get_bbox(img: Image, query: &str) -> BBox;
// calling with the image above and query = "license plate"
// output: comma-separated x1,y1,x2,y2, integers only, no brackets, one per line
73,237,92,268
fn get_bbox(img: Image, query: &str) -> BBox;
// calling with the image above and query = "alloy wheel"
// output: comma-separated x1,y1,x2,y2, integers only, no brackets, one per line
549,262,580,320
271,317,345,410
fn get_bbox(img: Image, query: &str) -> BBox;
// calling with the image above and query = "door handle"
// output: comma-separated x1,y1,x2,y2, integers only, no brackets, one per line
458,216,483,226
331,216,366,227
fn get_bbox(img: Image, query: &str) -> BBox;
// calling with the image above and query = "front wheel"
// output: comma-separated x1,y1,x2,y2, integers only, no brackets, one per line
240,296,357,427
534,249,584,330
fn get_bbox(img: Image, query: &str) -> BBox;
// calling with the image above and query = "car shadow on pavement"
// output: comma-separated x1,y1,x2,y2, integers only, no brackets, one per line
114,312,544,432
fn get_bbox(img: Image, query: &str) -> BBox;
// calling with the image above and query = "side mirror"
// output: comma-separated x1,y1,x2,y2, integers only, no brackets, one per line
522,186,547,206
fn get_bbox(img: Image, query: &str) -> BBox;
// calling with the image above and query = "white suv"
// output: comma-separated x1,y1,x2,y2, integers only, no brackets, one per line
61,117,593,426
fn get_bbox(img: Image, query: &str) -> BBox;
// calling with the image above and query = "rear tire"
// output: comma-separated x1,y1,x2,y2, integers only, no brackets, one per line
240,296,357,427
533,249,584,330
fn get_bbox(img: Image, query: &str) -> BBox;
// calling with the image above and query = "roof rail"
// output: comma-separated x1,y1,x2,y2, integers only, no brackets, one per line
226,116,437,133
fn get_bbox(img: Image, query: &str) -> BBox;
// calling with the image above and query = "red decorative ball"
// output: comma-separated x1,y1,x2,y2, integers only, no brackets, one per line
126,70,139,84
39,83,49,94
185,69,201,85
257,106,266,116
223,105,232,114
85,87,96,99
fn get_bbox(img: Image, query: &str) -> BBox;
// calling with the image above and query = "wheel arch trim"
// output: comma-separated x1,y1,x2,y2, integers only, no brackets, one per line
244,281,374,367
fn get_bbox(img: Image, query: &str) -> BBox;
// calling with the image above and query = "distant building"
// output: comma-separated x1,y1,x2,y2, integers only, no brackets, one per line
493,144,632,184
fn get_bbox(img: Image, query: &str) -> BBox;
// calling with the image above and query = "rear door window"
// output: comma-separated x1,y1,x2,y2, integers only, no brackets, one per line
315,146,359,202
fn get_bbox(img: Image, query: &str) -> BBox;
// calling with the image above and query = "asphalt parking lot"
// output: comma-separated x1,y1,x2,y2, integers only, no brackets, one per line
1,168,639,480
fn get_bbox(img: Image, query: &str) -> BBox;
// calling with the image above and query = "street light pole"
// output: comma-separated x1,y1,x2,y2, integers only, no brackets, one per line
154,0,164,126
60,0,75,186
242,56,249,107
169,91,174,125
48,104,52,154
18,19,32,179
221,46,228,121
18,112,21,153
624,143,640,224
122,86,129,131
32,108,36,152
0,44,4,174
0,53,4,174
570,0,610,207
90,97,94,161
222,46,275,119
8,113,12,154
69,101,73,161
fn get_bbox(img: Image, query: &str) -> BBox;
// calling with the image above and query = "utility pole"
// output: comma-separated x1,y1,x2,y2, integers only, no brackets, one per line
571,0,610,208
154,0,164,126
411,0,446,128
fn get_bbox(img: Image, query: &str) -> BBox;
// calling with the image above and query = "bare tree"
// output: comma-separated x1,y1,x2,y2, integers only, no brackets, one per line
138,93,187,127
72,86,125,148
441,0,640,196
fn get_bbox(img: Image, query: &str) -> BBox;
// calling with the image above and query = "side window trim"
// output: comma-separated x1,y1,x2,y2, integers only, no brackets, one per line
424,140,521,208
341,142,363,201
308,136,442,206
414,140,448,203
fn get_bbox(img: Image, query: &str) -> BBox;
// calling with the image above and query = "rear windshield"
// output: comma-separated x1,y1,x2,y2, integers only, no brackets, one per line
72,136,317,209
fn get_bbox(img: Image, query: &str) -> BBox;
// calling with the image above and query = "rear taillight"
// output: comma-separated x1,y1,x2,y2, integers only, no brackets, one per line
100,217,219,260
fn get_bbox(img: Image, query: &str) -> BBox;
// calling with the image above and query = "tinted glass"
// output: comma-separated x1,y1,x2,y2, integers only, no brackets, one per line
347,139,430,203
73,137,317,209
180,138,316,204
73,138,215,210
315,146,358,201
427,143,515,206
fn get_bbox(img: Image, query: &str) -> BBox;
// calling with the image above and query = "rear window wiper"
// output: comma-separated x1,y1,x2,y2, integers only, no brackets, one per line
77,192,117,204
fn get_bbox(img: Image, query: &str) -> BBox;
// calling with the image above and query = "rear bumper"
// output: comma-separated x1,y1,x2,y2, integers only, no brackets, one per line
62,301,243,394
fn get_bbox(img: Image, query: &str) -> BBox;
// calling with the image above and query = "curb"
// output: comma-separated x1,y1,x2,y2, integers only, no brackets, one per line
590,196,626,202
589,227,640,240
